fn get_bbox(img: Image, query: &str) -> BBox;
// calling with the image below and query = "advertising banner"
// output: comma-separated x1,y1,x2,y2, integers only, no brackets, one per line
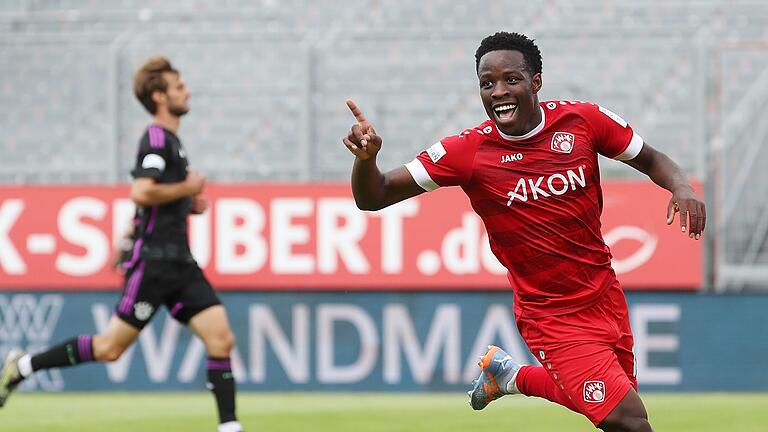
0,182,701,290
0,291,763,392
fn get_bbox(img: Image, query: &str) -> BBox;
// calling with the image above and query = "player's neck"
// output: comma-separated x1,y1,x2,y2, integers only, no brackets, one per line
524,99,543,133
153,111,181,134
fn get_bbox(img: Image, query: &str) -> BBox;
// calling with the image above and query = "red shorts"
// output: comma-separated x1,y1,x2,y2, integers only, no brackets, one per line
516,281,637,426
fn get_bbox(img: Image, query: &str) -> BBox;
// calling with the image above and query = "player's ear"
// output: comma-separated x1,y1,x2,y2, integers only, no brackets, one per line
531,73,542,94
151,90,166,107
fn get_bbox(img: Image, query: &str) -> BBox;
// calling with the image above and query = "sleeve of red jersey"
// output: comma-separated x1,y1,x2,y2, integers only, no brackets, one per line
404,133,475,191
585,103,644,160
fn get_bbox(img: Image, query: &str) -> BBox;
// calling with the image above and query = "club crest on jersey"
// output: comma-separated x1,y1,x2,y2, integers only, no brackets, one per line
551,132,575,154
583,381,606,403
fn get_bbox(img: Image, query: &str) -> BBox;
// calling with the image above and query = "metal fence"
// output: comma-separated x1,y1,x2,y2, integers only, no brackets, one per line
1,1,767,289
712,42,768,290
0,29,710,181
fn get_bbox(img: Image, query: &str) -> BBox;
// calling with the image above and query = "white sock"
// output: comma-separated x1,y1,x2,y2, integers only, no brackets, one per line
218,421,242,432
504,366,521,394
17,354,33,378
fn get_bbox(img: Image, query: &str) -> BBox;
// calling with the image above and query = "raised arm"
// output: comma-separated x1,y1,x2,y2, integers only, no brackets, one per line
343,100,425,211
623,143,705,239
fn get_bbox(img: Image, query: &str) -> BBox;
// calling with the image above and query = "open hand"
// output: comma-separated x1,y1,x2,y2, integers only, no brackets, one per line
667,186,706,240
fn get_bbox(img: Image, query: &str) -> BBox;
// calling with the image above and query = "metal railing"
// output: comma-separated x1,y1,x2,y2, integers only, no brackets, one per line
1,5,768,290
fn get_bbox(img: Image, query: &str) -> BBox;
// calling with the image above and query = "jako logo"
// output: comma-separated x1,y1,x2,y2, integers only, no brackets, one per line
501,153,524,163
506,166,587,205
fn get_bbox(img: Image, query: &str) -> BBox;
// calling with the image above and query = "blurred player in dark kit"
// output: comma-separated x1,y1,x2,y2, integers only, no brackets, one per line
1,56,243,432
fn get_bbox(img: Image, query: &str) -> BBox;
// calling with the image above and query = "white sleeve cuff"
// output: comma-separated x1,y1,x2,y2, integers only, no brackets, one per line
404,159,440,192
614,132,644,161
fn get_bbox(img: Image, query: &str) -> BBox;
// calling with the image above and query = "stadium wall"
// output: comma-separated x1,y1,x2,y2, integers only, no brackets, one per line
0,291,766,392
1,182,737,393
0,182,701,290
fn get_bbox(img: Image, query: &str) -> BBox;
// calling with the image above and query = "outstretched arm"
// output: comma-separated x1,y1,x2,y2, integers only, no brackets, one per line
623,142,705,239
343,100,425,211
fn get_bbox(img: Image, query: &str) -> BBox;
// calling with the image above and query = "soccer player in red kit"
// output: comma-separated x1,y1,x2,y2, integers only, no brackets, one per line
342,32,705,432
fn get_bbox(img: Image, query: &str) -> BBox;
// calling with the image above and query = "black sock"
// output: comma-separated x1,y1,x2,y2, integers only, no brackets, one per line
207,357,237,424
31,335,95,371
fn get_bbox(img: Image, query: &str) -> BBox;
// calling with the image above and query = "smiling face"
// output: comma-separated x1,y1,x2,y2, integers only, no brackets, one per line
477,50,542,136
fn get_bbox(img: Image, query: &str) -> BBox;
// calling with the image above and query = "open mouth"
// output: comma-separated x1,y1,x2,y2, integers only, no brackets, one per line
493,103,517,121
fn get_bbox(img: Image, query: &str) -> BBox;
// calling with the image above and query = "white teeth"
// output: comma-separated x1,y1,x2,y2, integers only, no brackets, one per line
494,104,517,113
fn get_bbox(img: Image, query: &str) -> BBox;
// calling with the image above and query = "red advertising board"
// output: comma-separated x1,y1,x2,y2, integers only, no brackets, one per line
0,182,701,291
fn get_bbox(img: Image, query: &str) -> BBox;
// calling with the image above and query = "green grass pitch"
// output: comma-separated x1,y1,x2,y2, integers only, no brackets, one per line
2,392,766,431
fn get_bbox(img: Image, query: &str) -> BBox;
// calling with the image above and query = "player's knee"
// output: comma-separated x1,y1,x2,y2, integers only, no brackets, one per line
206,329,235,356
93,342,128,362
599,413,652,432
102,349,123,362
599,388,652,432
219,330,235,353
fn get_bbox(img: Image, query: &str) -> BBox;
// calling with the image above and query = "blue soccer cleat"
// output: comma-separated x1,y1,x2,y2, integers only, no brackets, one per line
0,350,25,408
468,345,521,410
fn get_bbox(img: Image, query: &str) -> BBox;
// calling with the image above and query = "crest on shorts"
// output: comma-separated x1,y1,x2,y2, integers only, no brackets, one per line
583,380,605,403
551,132,575,154
134,302,154,321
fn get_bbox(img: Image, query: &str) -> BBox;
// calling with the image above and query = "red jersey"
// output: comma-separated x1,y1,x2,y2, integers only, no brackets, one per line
405,100,644,318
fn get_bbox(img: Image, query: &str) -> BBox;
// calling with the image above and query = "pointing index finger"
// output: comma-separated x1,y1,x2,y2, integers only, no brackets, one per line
346,99,369,127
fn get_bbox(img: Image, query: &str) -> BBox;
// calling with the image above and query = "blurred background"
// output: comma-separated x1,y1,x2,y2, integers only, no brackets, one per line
1,0,767,430
2,0,768,289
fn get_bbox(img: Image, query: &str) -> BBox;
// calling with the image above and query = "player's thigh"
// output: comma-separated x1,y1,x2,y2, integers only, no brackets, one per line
518,310,634,427
188,305,235,350
114,260,166,329
615,328,637,390
166,262,222,325
608,286,638,389
599,388,650,431
541,340,635,427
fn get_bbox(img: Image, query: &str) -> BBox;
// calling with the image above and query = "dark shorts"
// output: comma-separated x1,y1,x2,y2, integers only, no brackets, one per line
115,259,221,329
516,280,637,426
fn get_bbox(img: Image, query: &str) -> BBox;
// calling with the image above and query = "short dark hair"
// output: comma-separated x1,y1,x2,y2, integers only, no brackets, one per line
475,32,542,75
133,56,178,115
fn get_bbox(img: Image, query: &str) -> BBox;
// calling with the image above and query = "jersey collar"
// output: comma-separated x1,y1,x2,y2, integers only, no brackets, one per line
497,106,546,141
